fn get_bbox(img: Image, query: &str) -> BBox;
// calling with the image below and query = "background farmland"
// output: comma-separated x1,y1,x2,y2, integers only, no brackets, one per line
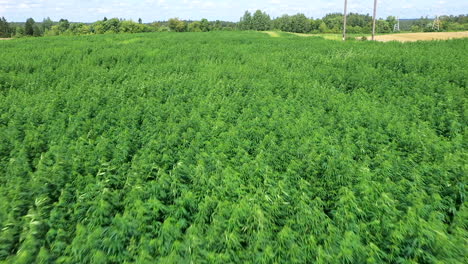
0,32,466,263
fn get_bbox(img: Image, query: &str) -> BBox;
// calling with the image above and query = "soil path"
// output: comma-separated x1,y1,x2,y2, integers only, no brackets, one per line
264,31,468,42
264,31,280,37
374,31,468,42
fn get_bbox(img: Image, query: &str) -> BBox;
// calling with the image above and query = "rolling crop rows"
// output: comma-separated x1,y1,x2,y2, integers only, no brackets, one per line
0,32,466,263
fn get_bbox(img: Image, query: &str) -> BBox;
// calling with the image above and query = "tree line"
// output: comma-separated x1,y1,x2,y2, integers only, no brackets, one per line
0,12,467,38
0,17,236,38
406,15,468,32
240,11,468,34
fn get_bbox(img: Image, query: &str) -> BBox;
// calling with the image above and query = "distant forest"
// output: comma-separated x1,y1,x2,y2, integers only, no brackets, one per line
0,11,467,38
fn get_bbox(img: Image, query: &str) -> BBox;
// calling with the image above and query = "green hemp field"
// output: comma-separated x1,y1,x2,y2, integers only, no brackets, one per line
0,32,466,263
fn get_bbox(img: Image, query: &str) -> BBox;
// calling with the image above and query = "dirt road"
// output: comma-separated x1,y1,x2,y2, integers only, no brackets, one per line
264,31,468,42
374,31,468,42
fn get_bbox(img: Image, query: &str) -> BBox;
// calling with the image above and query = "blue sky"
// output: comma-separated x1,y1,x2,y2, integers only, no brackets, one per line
1,0,466,22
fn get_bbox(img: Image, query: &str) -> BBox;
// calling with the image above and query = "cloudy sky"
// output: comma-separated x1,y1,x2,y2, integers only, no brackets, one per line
1,0,466,22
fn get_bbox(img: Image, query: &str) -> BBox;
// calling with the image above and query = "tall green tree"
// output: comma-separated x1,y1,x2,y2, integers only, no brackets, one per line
15,26,25,37
252,10,271,31
200,18,210,32
69,23,92,35
104,18,121,33
42,17,53,32
32,24,42,36
310,19,323,32
0,17,11,37
347,13,372,28
188,21,202,32
322,13,345,32
386,16,397,31
377,20,391,33
239,11,253,30
272,14,311,33
168,18,187,32
290,14,311,33
319,21,329,33
212,20,222,30
273,15,292,32
120,20,146,33
58,19,70,32
25,18,35,36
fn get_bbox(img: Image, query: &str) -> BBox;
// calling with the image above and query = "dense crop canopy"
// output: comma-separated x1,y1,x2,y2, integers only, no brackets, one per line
0,32,466,263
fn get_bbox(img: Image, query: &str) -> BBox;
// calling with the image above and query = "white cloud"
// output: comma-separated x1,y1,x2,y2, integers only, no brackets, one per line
2,0,467,22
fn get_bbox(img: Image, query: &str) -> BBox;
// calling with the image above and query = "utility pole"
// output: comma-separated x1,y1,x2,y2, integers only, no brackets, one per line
372,0,378,40
393,16,400,32
343,0,348,41
432,15,440,31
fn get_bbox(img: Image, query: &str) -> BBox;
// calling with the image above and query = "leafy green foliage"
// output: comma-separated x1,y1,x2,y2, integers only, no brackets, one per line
0,31,466,263
168,18,188,32
24,18,35,36
0,17,12,38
